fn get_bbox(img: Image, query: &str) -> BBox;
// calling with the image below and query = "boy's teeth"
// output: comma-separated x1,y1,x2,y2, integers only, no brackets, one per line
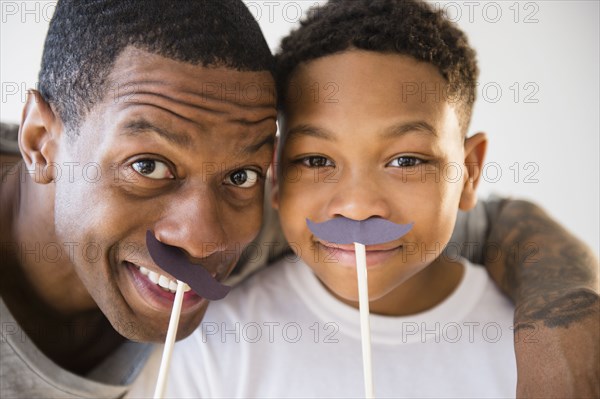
134,264,191,294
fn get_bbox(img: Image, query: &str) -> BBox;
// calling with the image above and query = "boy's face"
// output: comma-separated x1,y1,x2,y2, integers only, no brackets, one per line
274,50,486,314
31,47,277,341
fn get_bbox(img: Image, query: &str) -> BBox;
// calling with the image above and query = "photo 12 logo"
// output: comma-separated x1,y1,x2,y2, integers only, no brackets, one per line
1,1,57,24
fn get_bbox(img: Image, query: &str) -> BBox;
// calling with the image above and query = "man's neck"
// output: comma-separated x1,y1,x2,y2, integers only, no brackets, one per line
1,158,126,374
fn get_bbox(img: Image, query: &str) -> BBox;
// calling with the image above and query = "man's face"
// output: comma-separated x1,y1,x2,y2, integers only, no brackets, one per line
275,50,483,315
51,47,277,341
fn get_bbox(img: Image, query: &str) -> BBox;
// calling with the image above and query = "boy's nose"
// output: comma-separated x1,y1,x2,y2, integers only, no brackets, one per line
325,173,392,221
152,187,227,260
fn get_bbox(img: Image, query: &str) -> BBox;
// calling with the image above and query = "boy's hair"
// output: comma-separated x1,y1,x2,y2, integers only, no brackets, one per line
38,0,274,134
275,0,479,135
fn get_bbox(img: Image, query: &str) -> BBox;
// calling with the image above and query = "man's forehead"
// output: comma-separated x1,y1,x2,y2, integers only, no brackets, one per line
108,46,277,109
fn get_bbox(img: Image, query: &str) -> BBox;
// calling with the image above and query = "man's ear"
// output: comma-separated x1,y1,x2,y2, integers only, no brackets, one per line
459,132,487,211
19,90,63,184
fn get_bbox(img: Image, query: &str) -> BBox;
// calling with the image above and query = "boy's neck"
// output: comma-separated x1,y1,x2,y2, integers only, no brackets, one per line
332,257,464,317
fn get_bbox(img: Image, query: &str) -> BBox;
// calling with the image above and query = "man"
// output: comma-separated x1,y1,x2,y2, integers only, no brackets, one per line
0,0,597,398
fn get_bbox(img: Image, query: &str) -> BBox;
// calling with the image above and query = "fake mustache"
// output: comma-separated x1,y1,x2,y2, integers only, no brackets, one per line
306,217,413,245
145,231,231,300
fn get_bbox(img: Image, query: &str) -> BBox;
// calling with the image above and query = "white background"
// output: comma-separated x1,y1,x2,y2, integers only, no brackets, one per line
1,1,598,255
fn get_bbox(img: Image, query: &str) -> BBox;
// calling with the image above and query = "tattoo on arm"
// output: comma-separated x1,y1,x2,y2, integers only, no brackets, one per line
484,199,599,330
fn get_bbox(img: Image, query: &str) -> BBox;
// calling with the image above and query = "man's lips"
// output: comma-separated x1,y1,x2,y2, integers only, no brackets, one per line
124,261,204,311
128,261,193,294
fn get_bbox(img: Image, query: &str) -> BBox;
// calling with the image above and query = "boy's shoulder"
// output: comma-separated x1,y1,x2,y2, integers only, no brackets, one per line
205,257,303,321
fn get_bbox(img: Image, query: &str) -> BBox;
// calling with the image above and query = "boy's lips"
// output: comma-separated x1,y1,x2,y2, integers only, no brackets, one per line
315,240,402,267
317,239,401,252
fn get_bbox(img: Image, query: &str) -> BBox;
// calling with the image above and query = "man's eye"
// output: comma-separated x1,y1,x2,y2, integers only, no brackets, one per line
131,160,173,179
387,156,423,168
301,156,334,168
226,169,259,188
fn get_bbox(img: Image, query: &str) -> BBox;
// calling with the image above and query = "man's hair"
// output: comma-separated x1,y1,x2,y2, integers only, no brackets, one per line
275,0,479,134
38,0,274,133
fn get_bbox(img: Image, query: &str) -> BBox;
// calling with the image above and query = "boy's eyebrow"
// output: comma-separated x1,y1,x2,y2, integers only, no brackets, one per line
285,124,334,141
121,119,193,148
285,121,437,142
381,121,438,139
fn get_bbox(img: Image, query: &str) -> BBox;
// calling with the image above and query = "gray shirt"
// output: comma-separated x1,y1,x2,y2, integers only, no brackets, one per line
0,299,151,399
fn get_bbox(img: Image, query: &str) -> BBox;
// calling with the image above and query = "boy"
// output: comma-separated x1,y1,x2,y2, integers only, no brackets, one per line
129,1,519,397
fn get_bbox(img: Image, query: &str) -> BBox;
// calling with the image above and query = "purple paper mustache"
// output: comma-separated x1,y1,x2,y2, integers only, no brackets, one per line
145,231,231,300
306,217,413,245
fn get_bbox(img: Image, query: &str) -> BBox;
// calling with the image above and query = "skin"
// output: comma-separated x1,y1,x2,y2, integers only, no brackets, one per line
0,46,276,372
273,50,487,316
486,200,599,398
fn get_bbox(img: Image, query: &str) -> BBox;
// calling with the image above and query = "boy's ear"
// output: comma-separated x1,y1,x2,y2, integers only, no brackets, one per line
459,132,487,211
19,90,63,184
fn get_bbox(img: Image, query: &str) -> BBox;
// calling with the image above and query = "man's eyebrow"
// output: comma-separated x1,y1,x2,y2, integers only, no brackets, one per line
242,134,276,155
285,124,334,141
381,121,438,139
121,120,193,148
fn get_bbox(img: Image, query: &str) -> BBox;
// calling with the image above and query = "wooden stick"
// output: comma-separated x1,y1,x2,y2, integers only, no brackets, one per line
354,242,374,399
153,280,186,399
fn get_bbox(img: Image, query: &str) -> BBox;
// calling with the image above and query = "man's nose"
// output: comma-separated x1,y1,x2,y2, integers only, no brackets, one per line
152,187,227,260
324,169,392,221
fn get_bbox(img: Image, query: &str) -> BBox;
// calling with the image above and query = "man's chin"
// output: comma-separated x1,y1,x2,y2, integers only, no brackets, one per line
108,301,208,343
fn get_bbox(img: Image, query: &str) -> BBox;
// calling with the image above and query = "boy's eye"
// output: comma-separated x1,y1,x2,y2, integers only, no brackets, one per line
387,156,423,168
226,169,259,188
301,156,334,168
131,159,174,179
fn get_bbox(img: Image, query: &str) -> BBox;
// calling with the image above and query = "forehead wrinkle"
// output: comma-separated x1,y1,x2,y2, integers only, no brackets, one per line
179,83,276,110
121,118,193,148
122,89,229,116
113,75,277,123
238,134,275,156
123,90,276,130
130,77,276,113
187,94,277,126
227,114,277,127
119,101,211,139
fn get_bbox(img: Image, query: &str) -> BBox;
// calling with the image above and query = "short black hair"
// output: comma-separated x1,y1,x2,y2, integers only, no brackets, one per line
276,0,479,134
38,0,274,133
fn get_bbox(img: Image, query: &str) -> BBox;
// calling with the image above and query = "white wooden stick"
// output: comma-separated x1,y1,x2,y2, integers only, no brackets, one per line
153,280,186,399
354,242,374,399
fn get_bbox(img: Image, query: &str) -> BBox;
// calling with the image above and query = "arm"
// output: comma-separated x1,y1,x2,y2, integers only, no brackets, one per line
484,199,599,398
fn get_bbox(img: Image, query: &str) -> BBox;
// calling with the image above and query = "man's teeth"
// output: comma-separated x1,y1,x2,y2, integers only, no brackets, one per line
138,266,191,294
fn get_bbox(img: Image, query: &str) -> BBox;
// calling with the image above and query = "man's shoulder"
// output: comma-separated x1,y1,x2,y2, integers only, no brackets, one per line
0,122,20,155
0,298,145,398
